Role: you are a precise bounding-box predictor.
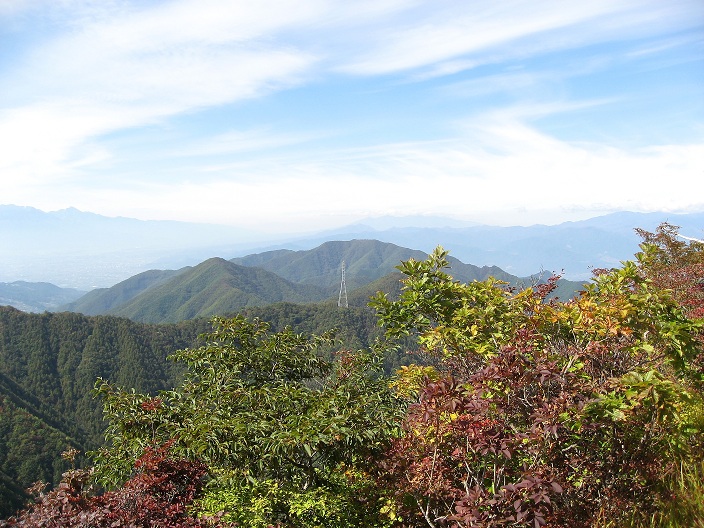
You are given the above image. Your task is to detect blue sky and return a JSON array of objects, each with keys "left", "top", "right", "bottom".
[{"left": 1, "top": 0, "right": 702, "bottom": 233}]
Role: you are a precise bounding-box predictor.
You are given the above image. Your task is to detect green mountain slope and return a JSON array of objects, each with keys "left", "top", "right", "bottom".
[
  {"left": 232, "top": 239, "right": 425, "bottom": 292},
  {"left": 232, "top": 239, "right": 521, "bottom": 290},
  {"left": 232, "top": 239, "right": 582, "bottom": 302},
  {"left": 61, "top": 240, "right": 582, "bottom": 325},
  {"left": 109, "top": 258, "right": 329, "bottom": 324},
  {"left": 344, "top": 272, "right": 405, "bottom": 307},
  {"left": 0, "top": 391, "right": 78, "bottom": 516},
  {"left": 63, "top": 268, "right": 187, "bottom": 315},
  {"left": 0, "top": 302, "right": 399, "bottom": 518},
  {"left": 0, "top": 306, "right": 215, "bottom": 517}
]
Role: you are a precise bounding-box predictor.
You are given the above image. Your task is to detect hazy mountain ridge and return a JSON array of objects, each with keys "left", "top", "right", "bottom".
[
  {"left": 3, "top": 205, "right": 702, "bottom": 289},
  {"left": 293, "top": 211, "right": 704, "bottom": 280},
  {"left": 103, "top": 258, "right": 330, "bottom": 324},
  {"left": 54, "top": 240, "right": 583, "bottom": 324},
  {"left": 0, "top": 205, "right": 259, "bottom": 289},
  {"left": 0, "top": 281, "right": 86, "bottom": 313}
]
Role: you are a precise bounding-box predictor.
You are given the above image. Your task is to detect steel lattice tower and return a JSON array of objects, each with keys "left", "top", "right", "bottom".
[{"left": 338, "top": 260, "right": 348, "bottom": 308}]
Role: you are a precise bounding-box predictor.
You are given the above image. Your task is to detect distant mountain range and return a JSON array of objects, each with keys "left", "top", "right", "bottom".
[
  {"left": 2, "top": 204, "right": 702, "bottom": 290},
  {"left": 313, "top": 211, "right": 704, "bottom": 280},
  {"left": 0, "top": 282, "right": 85, "bottom": 313},
  {"left": 0, "top": 205, "right": 257, "bottom": 289},
  {"left": 62, "top": 240, "right": 571, "bottom": 324}
]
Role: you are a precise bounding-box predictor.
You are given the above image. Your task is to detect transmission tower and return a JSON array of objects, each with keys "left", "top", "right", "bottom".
[{"left": 338, "top": 260, "right": 348, "bottom": 308}]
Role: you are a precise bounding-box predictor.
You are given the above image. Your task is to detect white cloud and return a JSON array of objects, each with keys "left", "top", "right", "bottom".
[
  {"left": 338, "top": 0, "right": 701, "bottom": 76},
  {"left": 0, "top": 0, "right": 322, "bottom": 185},
  {"left": 175, "top": 128, "right": 329, "bottom": 159},
  {"left": 60, "top": 109, "right": 700, "bottom": 231}
]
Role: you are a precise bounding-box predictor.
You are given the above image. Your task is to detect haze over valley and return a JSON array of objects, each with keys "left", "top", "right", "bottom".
[{"left": 3, "top": 205, "right": 703, "bottom": 294}]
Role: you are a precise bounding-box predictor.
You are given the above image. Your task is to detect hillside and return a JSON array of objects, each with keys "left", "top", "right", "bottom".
[
  {"left": 0, "top": 302, "right": 398, "bottom": 517},
  {"left": 60, "top": 240, "right": 583, "bottom": 324},
  {"left": 0, "top": 307, "right": 213, "bottom": 517},
  {"left": 63, "top": 268, "right": 187, "bottom": 315},
  {"left": 231, "top": 239, "right": 520, "bottom": 291},
  {"left": 231, "top": 240, "right": 430, "bottom": 292},
  {"left": 105, "top": 258, "right": 329, "bottom": 324}
]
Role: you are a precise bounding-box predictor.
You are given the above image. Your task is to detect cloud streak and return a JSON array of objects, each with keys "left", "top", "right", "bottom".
[{"left": 338, "top": 0, "right": 701, "bottom": 76}]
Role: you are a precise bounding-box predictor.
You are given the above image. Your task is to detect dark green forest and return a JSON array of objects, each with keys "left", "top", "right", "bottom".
[
  {"left": 0, "top": 308, "right": 200, "bottom": 515},
  {"left": 0, "top": 302, "right": 403, "bottom": 517}
]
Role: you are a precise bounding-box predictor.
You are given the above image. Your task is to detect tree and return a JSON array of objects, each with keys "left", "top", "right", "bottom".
[
  {"left": 371, "top": 238, "right": 704, "bottom": 527},
  {"left": 635, "top": 222, "right": 704, "bottom": 320},
  {"left": 0, "top": 444, "right": 213, "bottom": 527},
  {"left": 91, "top": 315, "right": 402, "bottom": 527}
]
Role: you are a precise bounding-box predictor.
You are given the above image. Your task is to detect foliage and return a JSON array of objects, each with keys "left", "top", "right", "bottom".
[
  {"left": 91, "top": 315, "right": 402, "bottom": 527},
  {"left": 0, "top": 393, "right": 77, "bottom": 517},
  {"left": 0, "top": 302, "right": 409, "bottom": 513},
  {"left": 635, "top": 222, "right": 704, "bottom": 320},
  {"left": 371, "top": 232, "right": 704, "bottom": 527},
  {"left": 0, "top": 444, "right": 214, "bottom": 527},
  {"left": 0, "top": 308, "right": 209, "bottom": 515}
]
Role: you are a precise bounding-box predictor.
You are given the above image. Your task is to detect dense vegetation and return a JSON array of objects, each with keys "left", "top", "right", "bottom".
[
  {"left": 0, "top": 310, "right": 208, "bottom": 516},
  {"left": 0, "top": 303, "right": 393, "bottom": 517},
  {"left": 2, "top": 224, "right": 702, "bottom": 526}
]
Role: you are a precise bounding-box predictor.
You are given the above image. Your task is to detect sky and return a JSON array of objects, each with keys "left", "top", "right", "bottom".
[{"left": 1, "top": 0, "right": 702, "bottom": 234}]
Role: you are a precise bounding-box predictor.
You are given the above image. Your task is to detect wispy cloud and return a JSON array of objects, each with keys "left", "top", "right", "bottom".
[
  {"left": 338, "top": 0, "right": 701, "bottom": 77},
  {"left": 1, "top": 0, "right": 322, "bottom": 182}
]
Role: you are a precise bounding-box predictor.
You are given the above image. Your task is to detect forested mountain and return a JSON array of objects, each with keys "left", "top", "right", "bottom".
[
  {"left": 96, "top": 258, "right": 329, "bottom": 324},
  {"left": 0, "top": 302, "right": 397, "bottom": 517},
  {"left": 231, "top": 239, "right": 517, "bottom": 291},
  {"left": 60, "top": 240, "right": 580, "bottom": 324},
  {"left": 63, "top": 268, "right": 188, "bottom": 315},
  {"left": 0, "top": 307, "right": 210, "bottom": 516}
]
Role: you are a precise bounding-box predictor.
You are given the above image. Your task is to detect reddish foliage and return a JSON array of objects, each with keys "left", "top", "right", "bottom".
[
  {"left": 636, "top": 223, "right": 704, "bottom": 320},
  {"left": 1, "top": 443, "right": 219, "bottom": 527},
  {"left": 378, "top": 330, "right": 596, "bottom": 527},
  {"left": 378, "top": 324, "right": 695, "bottom": 526},
  {"left": 636, "top": 223, "right": 704, "bottom": 379},
  {"left": 140, "top": 397, "right": 163, "bottom": 412}
]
